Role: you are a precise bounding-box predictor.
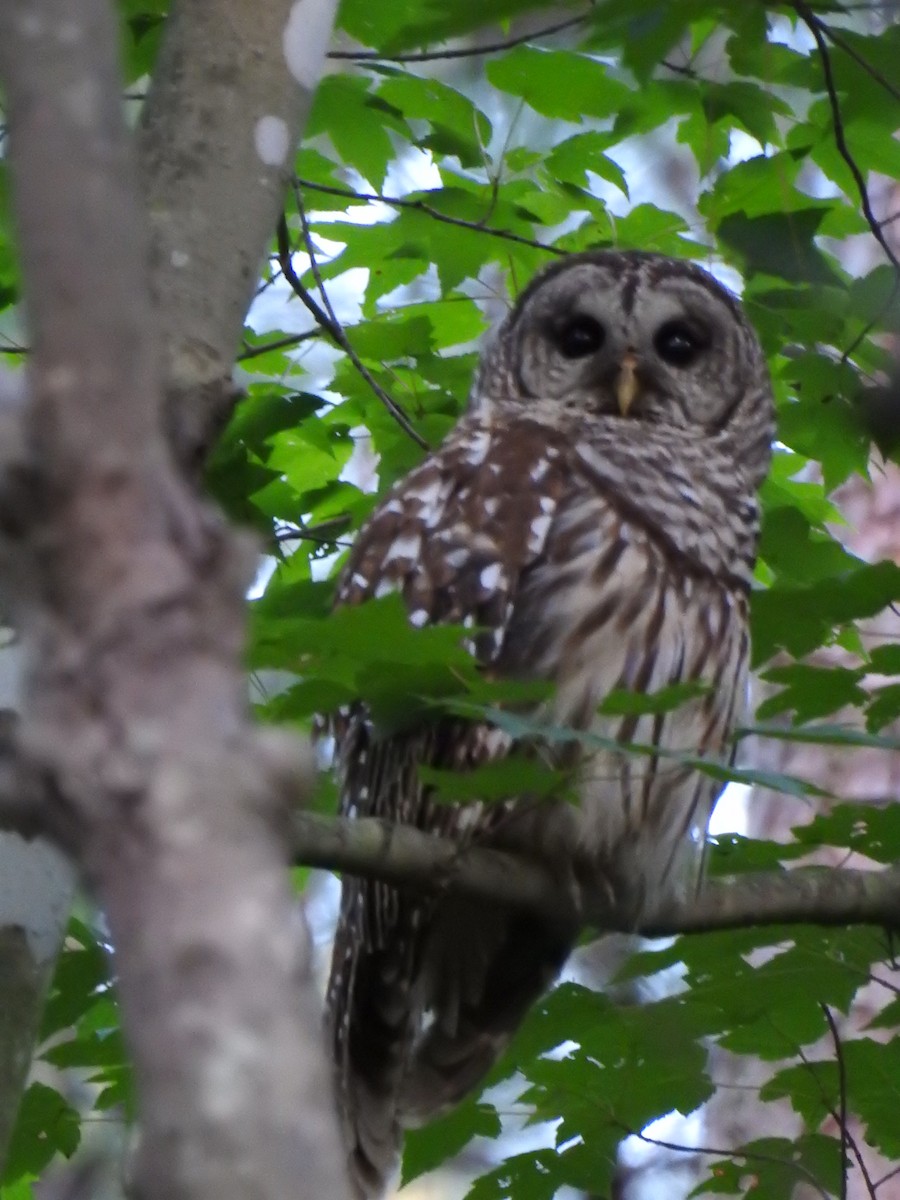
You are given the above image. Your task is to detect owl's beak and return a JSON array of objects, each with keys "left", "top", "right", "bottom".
[{"left": 616, "top": 351, "right": 639, "bottom": 416}]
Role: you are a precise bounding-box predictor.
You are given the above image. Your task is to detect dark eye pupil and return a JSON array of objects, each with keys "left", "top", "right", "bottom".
[
  {"left": 555, "top": 315, "right": 605, "bottom": 359},
  {"left": 654, "top": 320, "right": 707, "bottom": 367}
]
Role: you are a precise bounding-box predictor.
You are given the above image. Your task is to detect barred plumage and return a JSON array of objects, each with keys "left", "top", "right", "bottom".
[{"left": 325, "top": 250, "right": 774, "bottom": 1196}]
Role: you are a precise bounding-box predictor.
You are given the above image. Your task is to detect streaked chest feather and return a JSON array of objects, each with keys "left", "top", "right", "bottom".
[{"left": 495, "top": 516, "right": 749, "bottom": 899}]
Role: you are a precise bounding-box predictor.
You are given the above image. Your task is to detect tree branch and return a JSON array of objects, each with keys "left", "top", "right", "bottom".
[
  {"left": 139, "top": 0, "right": 340, "bottom": 470},
  {"left": 297, "top": 177, "right": 566, "bottom": 258},
  {"left": 794, "top": 1, "right": 900, "bottom": 274},
  {"left": 326, "top": 11, "right": 590, "bottom": 63},
  {"left": 292, "top": 812, "right": 900, "bottom": 935},
  {"left": 5, "top": 779, "right": 900, "bottom": 939},
  {"left": 821, "top": 1004, "right": 850, "bottom": 1200},
  {"left": 276, "top": 205, "right": 428, "bottom": 448}
]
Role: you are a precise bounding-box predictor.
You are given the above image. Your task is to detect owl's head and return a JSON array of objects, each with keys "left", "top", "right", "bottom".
[{"left": 472, "top": 250, "right": 774, "bottom": 486}]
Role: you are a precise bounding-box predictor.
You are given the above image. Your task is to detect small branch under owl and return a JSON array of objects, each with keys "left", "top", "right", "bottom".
[{"left": 293, "top": 810, "right": 900, "bottom": 935}]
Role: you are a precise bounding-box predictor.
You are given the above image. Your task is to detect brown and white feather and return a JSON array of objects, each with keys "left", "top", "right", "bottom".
[{"left": 324, "top": 250, "right": 774, "bottom": 1197}]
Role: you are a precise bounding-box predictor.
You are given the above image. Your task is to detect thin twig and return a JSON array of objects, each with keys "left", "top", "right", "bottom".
[
  {"left": 661, "top": 59, "right": 699, "bottom": 78},
  {"left": 295, "top": 186, "right": 430, "bottom": 449},
  {"left": 864, "top": 969, "right": 900, "bottom": 998},
  {"left": 793, "top": 1, "right": 900, "bottom": 364},
  {"left": 874, "top": 1161, "right": 900, "bottom": 1191},
  {"left": 274, "top": 528, "right": 353, "bottom": 548},
  {"left": 294, "top": 190, "right": 344, "bottom": 335},
  {"left": 794, "top": 2, "right": 899, "bottom": 272},
  {"left": 821, "top": 1004, "right": 849, "bottom": 1200},
  {"left": 296, "top": 177, "right": 565, "bottom": 258},
  {"left": 253, "top": 272, "right": 283, "bottom": 303},
  {"left": 275, "top": 213, "right": 428, "bottom": 449},
  {"left": 275, "top": 219, "right": 338, "bottom": 336},
  {"left": 238, "top": 330, "right": 322, "bottom": 361},
  {"left": 812, "top": 13, "right": 900, "bottom": 104},
  {"left": 619, "top": 1127, "right": 831, "bottom": 1200},
  {"left": 794, "top": 1025, "right": 878, "bottom": 1200},
  {"left": 326, "top": 12, "right": 590, "bottom": 63}
]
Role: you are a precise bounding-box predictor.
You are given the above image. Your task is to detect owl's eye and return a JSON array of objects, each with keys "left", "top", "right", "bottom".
[
  {"left": 654, "top": 320, "right": 709, "bottom": 367},
  {"left": 553, "top": 314, "right": 605, "bottom": 359}
]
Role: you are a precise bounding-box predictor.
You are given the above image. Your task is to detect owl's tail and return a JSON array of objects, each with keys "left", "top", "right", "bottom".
[
  {"left": 330, "top": 892, "right": 575, "bottom": 1198},
  {"left": 400, "top": 899, "right": 574, "bottom": 1120}
]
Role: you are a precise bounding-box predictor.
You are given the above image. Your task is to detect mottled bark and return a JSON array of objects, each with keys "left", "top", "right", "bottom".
[
  {"left": 139, "top": 0, "right": 337, "bottom": 469},
  {"left": 0, "top": 1, "right": 348, "bottom": 1198}
]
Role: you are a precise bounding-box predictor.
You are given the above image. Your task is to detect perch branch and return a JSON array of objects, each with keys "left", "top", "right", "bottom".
[{"left": 292, "top": 811, "right": 900, "bottom": 935}]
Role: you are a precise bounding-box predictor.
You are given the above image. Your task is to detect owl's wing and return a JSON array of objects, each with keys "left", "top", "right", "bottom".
[
  {"left": 328, "top": 415, "right": 586, "bottom": 1194},
  {"left": 335, "top": 414, "right": 572, "bottom": 656},
  {"left": 330, "top": 410, "right": 590, "bottom": 868}
]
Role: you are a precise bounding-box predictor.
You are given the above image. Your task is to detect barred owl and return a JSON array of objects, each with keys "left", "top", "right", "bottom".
[{"left": 325, "top": 250, "right": 774, "bottom": 1196}]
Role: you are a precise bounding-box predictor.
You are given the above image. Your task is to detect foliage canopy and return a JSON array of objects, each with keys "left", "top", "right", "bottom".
[{"left": 2, "top": 0, "right": 900, "bottom": 1197}]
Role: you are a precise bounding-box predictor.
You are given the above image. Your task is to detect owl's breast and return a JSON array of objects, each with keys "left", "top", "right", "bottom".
[{"left": 496, "top": 502, "right": 749, "bottom": 910}]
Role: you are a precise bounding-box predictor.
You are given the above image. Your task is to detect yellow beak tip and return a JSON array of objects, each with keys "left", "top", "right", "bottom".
[{"left": 616, "top": 361, "right": 639, "bottom": 416}]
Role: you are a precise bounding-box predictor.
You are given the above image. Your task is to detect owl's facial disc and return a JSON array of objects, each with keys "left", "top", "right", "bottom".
[{"left": 510, "top": 255, "right": 753, "bottom": 431}]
